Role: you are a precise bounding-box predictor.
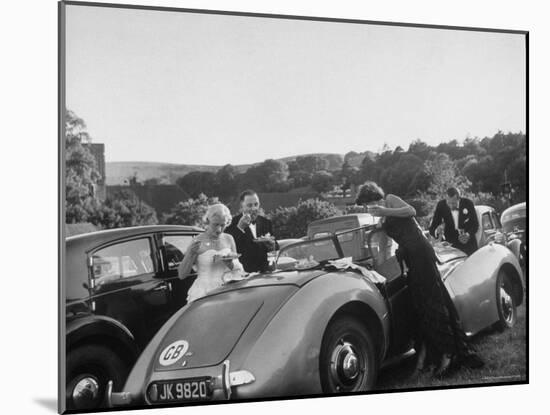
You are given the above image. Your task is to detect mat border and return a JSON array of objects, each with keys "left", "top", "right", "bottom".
[{"left": 58, "top": 1, "right": 529, "bottom": 413}]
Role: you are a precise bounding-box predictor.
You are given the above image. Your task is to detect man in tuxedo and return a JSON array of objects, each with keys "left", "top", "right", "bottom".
[
  {"left": 226, "top": 190, "right": 278, "bottom": 273},
  {"left": 429, "top": 187, "right": 479, "bottom": 255}
]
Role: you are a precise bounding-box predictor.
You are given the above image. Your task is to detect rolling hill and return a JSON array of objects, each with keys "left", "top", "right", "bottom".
[{"left": 106, "top": 153, "right": 352, "bottom": 185}]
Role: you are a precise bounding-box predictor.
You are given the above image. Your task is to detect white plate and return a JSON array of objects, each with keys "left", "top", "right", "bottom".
[{"left": 295, "top": 261, "right": 320, "bottom": 270}]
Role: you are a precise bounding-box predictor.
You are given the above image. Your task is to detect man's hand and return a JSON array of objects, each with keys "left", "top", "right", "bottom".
[
  {"left": 264, "top": 238, "right": 277, "bottom": 252},
  {"left": 237, "top": 213, "right": 252, "bottom": 232},
  {"left": 458, "top": 233, "right": 470, "bottom": 244},
  {"left": 434, "top": 225, "right": 444, "bottom": 240}
]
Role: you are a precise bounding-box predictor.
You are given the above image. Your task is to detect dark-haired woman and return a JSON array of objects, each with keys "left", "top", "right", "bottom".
[{"left": 356, "top": 181, "right": 482, "bottom": 377}]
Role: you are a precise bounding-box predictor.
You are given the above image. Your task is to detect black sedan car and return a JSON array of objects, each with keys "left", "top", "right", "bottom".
[{"left": 64, "top": 225, "right": 202, "bottom": 410}]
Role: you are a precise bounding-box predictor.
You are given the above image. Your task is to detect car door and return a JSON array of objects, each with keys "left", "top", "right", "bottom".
[
  {"left": 366, "top": 229, "right": 412, "bottom": 356},
  {"left": 156, "top": 232, "right": 200, "bottom": 312},
  {"left": 89, "top": 236, "right": 173, "bottom": 347}
]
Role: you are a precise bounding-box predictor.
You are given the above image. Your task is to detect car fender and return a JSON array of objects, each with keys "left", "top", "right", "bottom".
[
  {"left": 66, "top": 315, "right": 139, "bottom": 362},
  {"left": 444, "top": 244, "right": 523, "bottom": 335},
  {"left": 234, "top": 271, "right": 390, "bottom": 398}
]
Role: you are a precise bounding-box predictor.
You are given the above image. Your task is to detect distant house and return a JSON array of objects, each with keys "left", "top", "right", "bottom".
[{"left": 107, "top": 184, "right": 191, "bottom": 217}]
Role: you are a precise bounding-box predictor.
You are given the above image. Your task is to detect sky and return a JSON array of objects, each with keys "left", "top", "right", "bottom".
[{"left": 65, "top": 4, "right": 526, "bottom": 165}]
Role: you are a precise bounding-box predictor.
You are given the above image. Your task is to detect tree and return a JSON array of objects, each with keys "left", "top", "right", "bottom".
[
  {"left": 241, "top": 159, "right": 290, "bottom": 192},
  {"left": 269, "top": 199, "right": 340, "bottom": 238},
  {"left": 424, "top": 153, "right": 471, "bottom": 196},
  {"left": 378, "top": 153, "right": 426, "bottom": 197},
  {"left": 344, "top": 151, "right": 359, "bottom": 163},
  {"left": 215, "top": 164, "right": 238, "bottom": 200},
  {"left": 164, "top": 194, "right": 219, "bottom": 227},
  {"left": 358, "top": 152, "right": 379, "bottom": 183},
  {"left": 407, "top": 139, "right": 432, "bottom": 161},
  {"left": 416, "top": 153, "right": 472, "bottom": 217},
  {"left": 65, "top": 109, "right": 102, "bottom": 224},
  {"left": 89, "top": 190, "right": 158, "bottom": 229},
  {"left": 287, "top": 170, "right": 312, "bottom": 188},
  {"left": 311, "top": 171, "right": 335, "bottom": 193},
  {"left": 339, "top": 160, "right": 362, "bottom": 187},
  {"left": 176, "top": 171, "right": 218, "bottom": 198}
]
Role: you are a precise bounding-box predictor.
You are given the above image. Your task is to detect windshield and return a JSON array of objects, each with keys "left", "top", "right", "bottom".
[
  {"left": 276, "top": 236, "right": 343, "bottom": 270},
  {"left": 275, "top": 225, "right": 382, "bottom": 270}
]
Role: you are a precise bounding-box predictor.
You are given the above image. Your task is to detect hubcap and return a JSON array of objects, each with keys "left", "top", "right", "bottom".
[
  {"left": 71, "top": 376, "right": 100, "bottom": 409},
  {"left": 500, "top": 286, "right": 514, "bottom": 323},
  {"left": 330, "top": 341, "right": 363, "bottom": 389}
]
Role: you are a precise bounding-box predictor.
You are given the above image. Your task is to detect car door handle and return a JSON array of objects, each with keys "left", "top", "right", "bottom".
[{"left": 153, "top": 284, "right": 169, "bottom": 292}]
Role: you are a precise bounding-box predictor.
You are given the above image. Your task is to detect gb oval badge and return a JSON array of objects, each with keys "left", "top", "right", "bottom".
[{"left": 158, "top": 340, "right": 189, "bottom": 366}]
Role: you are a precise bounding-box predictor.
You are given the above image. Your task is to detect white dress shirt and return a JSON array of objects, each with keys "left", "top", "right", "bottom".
[
  {"left": 249, "top": 223, "right": 257, "bottom": 239},
  {"left": 451, "top": 209, "right": 459, "bottom": 230}
]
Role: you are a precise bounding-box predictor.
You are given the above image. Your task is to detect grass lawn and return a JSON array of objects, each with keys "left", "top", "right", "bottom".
[{"left": 375, "top": 302, "right": 527, "bottom": 391}]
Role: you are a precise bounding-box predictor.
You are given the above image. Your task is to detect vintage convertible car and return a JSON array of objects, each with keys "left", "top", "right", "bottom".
[{"left": 108, "top": 224, "right": 523, "bottom": 408}]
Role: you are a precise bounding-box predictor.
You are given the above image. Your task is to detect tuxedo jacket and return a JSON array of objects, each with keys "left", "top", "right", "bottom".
[
  {"left": 226, "top": 214, "right": 277, "bottom": 273},
  {"left": 429, "top": 198, "right": 479, "bottom": 255}
]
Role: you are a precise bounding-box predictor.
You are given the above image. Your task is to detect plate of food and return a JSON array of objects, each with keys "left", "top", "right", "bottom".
[
  {"left": 223, "top": 271, "right": 249, "bottom": 283},
  {"left": 254, "top": 233, "right": 275, "bottom": 242},
  {"left": 214, "top": 252, "right": 242, "bottom": 262},
  {"left": 294, "top": 256, "right": 320, "bottom": 270},
  {"left": 221, "top": 252, "right": 241, "bottom": 260}
]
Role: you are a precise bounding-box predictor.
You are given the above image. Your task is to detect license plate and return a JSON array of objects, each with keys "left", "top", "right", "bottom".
[{"left": 147, "top": 378, "right": 212, "bottom": 403}]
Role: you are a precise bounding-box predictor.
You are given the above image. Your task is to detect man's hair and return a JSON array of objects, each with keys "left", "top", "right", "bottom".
[
  {"left": 355, "top": 181, "right": 385, "bottom": 205},
  {"left": 239, "top": 189, "right": 258, "bottom": 202},
  {"left": 446, "top": 187, "right": 460, "bottom": 198}
]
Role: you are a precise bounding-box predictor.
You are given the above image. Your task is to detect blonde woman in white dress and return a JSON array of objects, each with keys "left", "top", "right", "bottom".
[{"left": 178, "top": 204, "right": 244, "bottom": 302}]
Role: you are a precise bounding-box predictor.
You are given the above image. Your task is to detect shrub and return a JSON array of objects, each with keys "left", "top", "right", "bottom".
[
  {"left": 163, "top": 193, "right": 219, "bottom": 227},
  {"left": 269, "top": 199, "right": 340, "bottom": 238}
]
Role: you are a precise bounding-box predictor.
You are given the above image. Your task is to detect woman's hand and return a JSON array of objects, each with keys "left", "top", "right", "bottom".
[
  {"left": 178, "top": 239, "right": 202, "bottom": 280},
  {"left": 366, "top": 205, "right": 387, "bottom": 217},
  {"left": 188, "top": 239, "right": 202, "bottom": 256}
]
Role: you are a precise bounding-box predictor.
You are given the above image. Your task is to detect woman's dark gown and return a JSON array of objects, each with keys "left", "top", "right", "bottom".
[{"left": 383, "top": 215, "right": 473, "bottom": 363}]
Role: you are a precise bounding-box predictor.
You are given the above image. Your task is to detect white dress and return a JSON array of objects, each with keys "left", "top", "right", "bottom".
[{"left": 187, "top": 248, "right": 244, "bottom": 303}]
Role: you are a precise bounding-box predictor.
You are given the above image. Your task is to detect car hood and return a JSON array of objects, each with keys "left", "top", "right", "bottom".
[
  {"left": 150, "top": 272, "right": 327, "bottom": 372},
  {"left": 220, "top": 269, "right": 328, "bottom": 290}
]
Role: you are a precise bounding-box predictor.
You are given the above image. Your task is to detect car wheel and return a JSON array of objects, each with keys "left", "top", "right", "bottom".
[
  {"left": 319, "top": 315, "right": 377, "bottom": 393},
  {"left": 66, "top": 345, "right": 128, "bottom": 410},
  {"left": 495, "top": 270, "right": 517, "bottom": 330}
]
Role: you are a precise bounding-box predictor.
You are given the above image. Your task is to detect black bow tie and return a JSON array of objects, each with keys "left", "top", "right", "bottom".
[
  {"left": 250, "top": 219, "right": 257, "bottom": 225},
  {"left": 451, "top": 208, "right": 459, "bottom": 212}
]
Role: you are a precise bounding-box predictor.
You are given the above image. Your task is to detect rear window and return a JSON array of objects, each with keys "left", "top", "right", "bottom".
[
  {"left": 163, "top": 234, "right": 194, "bottom": 270},
  {"left": 481, "top": 212, "right": 494, "bottom": 230},
  {"left": 313, "top": 232, "right": 331, "bottom": 239},
  {"left": 92, "top": 238, "right": 154, "bottom": 286},
  {"left": 491, "top": 212, "right": 502, "bottom": 228}
]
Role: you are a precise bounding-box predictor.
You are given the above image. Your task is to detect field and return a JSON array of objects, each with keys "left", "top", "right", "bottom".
[{"left": 375, "top": 302, "right": 527, "bottom": 391}]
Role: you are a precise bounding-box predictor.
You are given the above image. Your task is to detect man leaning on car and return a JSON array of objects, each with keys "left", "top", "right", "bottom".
[{"left": 429, "top": 187, "right": 479, "bottom": 255}]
